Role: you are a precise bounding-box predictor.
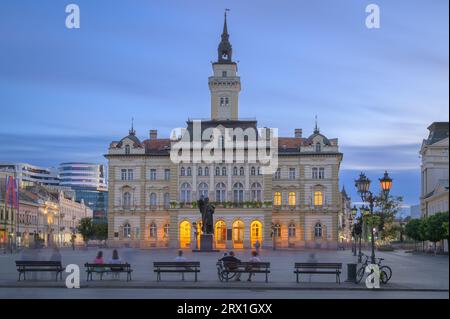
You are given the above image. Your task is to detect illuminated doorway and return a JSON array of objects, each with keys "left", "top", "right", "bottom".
[
  {"left": 195, "top": 220, "right": 202, "bottom": 249},
  {"left": 250, "top": 221, "right": 262, "bottom": 248},
  {"left": 232, "top": 220, "right": 244, "bottom": 249},
  {"left": 179, "top": 221, "right": 191, "bottom": 248},
  {"left": 215, "top": 220, "right": 227, "bottom": 249}
]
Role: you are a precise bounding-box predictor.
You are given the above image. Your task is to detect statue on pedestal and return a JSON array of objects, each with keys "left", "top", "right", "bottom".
[{"left": 197, "top": 196, "right": 215, "bottom": 234}]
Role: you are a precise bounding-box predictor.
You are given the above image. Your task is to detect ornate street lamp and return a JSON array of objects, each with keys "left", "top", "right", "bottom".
[{"left": 354, "top": 171, "right": 393, "bottom": 264}]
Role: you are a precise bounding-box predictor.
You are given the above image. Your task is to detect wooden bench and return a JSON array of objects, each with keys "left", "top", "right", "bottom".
[
  {"left": 84, "top": 263, "right": 133, "bottom": 281},
  {"left": 153, "top": 262, "right": 200, "bottom": 282},
  {"left": 217, "top": 261, "right": 271, "bottom": 283},
  {"left": 15, "top": 260, "right": 65, "bottom": 281},
  {"left": 294, "top": 263, "right": 342, "bottom": 284}
]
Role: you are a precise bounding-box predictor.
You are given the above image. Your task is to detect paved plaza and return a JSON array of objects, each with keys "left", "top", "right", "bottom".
[{"left": 0, "top": 247, "right": 448, "bottom": 298}]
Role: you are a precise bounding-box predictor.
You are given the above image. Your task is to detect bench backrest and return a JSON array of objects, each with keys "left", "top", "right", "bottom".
[
  {"left": 16, "top": 260, "right": 62, "bottom": 268},
  {"left": 153, "top": 262, "right": 200, "bottom": 268},
  {"left": 295, "top": 263, "right": 342, "bottom": 269},
  {"left": 221, "top": 261, "right": 270, "bottom": 269},
  {"left": 85, "top": 263, "right": 130, "bottom": 269}
]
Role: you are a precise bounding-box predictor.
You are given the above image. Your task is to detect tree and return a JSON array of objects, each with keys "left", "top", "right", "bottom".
[
  {"left": 372, "top": 194, "right": 403, "bottom": 244},
  {"left": 92, "top": 222, "right": 108, "bottom": 240},
  {"left": 405, "top": 218, "right": 423, "bottom": 250},
  {"left": 77, "top": 217, "right": 94, "bottom": 244},
  {"left": 424, "top": 212, "right": 449, "bottom": 254}
]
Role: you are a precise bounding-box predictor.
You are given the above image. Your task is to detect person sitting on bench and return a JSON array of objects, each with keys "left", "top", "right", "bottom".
[
  {"left": 247, "top": 251, "right": 261, "bottom": 282},
  {"left": 220, "top": 251, "right": 241, "bottom": 281}
]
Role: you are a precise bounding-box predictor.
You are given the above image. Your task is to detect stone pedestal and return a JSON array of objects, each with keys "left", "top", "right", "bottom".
[{"left": 192, "top": 234, "right": 219, "bottom": 252}]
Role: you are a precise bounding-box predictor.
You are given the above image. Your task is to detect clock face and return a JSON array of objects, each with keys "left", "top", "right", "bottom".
[{"left": 222, "top": 53, "right": 228, "bottom": 59}]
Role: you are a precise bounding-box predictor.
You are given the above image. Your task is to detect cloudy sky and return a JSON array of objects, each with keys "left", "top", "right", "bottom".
[{"left": 0, "top": 0, "right": 448, "bottom": 210}]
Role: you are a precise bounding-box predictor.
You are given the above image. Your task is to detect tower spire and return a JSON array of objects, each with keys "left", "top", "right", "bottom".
[
  {"left": 218, "top": 9, "right": 233, "bottom": 64},
  {"left": 129, "top": 117, "right": 136, "bottom": 135},
  {"left": 314, "top": 115, "right": 320, "bottom": 134}
]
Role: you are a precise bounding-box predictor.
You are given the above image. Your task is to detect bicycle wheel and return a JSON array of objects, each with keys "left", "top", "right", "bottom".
[
  {"left": 379, "top": 270, "right": 389, "bottom": 284},
  {"left": 356, "top": 266, "right": 366, "bottom": 284},
  {"left": 379, "top": 266, "right": 392, "bottom": 282}
]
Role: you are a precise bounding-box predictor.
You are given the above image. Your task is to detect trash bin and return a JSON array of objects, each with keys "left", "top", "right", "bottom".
[{"left": 346, "top": 263, "right": 357, "bottom": 283}]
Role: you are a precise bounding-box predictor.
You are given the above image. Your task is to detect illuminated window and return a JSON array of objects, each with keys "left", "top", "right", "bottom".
[
  {"left": 314, "top": 191, "right": 323, "bottom": 206},
  {"left": 274, "top": 192, "right": 282, "bottom": 206},
  {"left": 288, "top": 192, "right": 296, "bottom": 206}
]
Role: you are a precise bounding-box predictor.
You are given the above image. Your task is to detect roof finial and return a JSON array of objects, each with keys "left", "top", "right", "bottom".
[
  {"left": 314, "top": 115, "right": 319, "bottom": 134},
  {"left": 218, "top": 9, "right": 232, "bottom": 63},
  {"left": 223, "top": 9, "right": 230, "bottom": 36},
  {"left": 129, "top": 117, "right": 136, "bottom": 135}
]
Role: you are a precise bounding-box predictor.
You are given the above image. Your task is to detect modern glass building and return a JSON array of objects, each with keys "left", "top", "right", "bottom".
[{"left": 59, "top": 163, "right": 108, "bottom": 222}]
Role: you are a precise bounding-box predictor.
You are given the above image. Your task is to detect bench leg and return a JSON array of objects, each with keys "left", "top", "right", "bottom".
[
  {"left": 265, "top": 271, "right": 268, "bottom": 283},
  {"left": 296, "top": 272, "right": 299, "bottom": 284},
  {"left": 195, "top": 271, "right": 197, "bottom": 282},
  {"left": 182, "top": 272, "right": 185, "bottom": 281}
]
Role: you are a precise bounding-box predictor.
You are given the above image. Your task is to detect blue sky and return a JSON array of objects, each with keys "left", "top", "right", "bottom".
[{"left": 0, "top": 0, "right": 448, "bottom": 210}]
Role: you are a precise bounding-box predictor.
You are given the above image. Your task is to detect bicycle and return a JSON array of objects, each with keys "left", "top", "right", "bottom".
[{"left": 356, "top": 254, "right": 392, "bottom": 284}]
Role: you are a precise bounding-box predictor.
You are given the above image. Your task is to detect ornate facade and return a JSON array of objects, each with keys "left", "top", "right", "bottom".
[{"left": 106, "top": 15, "right": 343, "bottom": 250}]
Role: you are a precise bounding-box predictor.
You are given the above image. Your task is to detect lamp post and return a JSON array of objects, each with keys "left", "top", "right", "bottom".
[
  {"left": 354, "top": 171, "right": 392, "bottom": 264},
  {"left": 350, "top": 205, "right": 357, "bottom": 255}
]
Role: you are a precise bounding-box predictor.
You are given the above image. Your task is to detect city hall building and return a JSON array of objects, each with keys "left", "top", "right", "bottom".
[{"left": 106, "top": 15, "right": 343, "bottom": 250}]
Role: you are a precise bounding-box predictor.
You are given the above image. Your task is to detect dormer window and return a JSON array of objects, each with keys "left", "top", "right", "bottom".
[
  {"left": 315, "top": 142, "right": 321, "bottom": 153},
  {"left": 125, "top": 145, "right": 130, "bottom": 155}
]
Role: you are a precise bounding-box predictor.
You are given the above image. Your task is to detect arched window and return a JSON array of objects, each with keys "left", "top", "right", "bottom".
[
  {"left": 215, "top": 167, "right": 220, "bottom": 176},
  {"left": 314, "top": 191, "right": 323, "bottom": 207},
  {"left": 222, "top": 167, "right": 227, "bottom": 176},
  {"left": 163, "top": 223, "right": 170, "bottom": 239},
  {"left": 257, "top": 167, "right": 261, "bottom": 175},
  {"left": 315, "top": 142, "right": 321, "bottom": 153},
  {"left": 186, "top": 167, "right": 192, "bottom": 176},
  {"left": 239, "top": 167, "right": 244, "bottom": 176},
  {"left": 180, "top": 183, "right": 191, "bottom": 203},
  {"left": 233, "top": 182, "right": 244, "bottom": 203},
  {"left": 123, "top": 223, "right": 131, "bottom": 238},
  {"left": 233, "top": 167, "right": 238, "bottom": 176},
  {"left": 251, "top": 167, "right": 256, "bottom": 176},
  {"left": 198, "top": 167, "right": 203, "bottom": 176},
  {"left": 149, "top": 222, "right": 157, "bottom": 238},
  {"left": 288, "top": 223, "right": 296, "bottom": 237},
  {"left": 251, "top": 182, "right": 262, "bottom": 202},
  {"left": 125, "top": 145, "right": 130, "bottom": 155},
  {"left": 198, "top": 182, "right": 209, "bottom": 199},
  {"left": 314, "top": 223, "right": 323, "bottom": 238},
  {"left": 150, "top": 193, "right": 157, "bottom": 206},
  {"left": 123, "top": 192, "right": 131, "bottom": 209},
  {"left": 288, "top": 192, "right": 296, "bottom": 206},
  {"left": 216, "top": 182, "right": 226, "bottom": 202},
  {"left": 204, "top": 167, "right": 209, "bottom": 176},
  {"left": 163, "top": 193, "right": 170, "bottom": 208},
  {"left": 273, "top": 223, "right": 281, "bottom": 238},
  {"left": 273, "top": 192, "right": 282, "bottom": 206},
  {"left": 180, "top": 167, "right": 185, "bottom": 176}
]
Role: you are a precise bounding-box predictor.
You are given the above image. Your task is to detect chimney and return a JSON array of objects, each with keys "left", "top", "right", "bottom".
[
  {"left": 295, "top": 128, "right": 302, "bottom": 138},
  {"left": 149, "top": 130, "right": 158, "bottom": 140}
]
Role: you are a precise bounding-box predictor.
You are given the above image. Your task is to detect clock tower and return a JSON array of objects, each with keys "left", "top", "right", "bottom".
[{"left": 208, "top": 11, "right": 241, "bottom": 121}]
